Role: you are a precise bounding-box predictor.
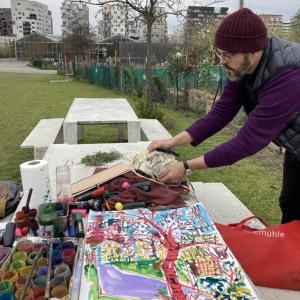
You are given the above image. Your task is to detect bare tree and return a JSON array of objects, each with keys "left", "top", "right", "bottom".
[
  {"left": 62, "top": 24, "right": 95, "bottom": 62},
  {"left": 71, "top": 0, "right": 186, "bottom": 106}
]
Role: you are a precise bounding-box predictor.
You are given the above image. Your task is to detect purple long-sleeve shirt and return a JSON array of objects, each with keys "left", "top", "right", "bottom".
[{"left": 186, "top": 69, "right": 300, "bottom": 168}]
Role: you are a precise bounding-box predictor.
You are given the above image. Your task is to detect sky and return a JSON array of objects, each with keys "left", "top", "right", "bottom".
[{"left": 1, "top": 0, "right": 299, "bottom": 35}]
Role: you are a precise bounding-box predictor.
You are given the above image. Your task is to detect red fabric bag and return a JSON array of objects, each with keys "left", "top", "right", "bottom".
[{"left": 215, "top": 217, "right": 300, "bottom": 290}]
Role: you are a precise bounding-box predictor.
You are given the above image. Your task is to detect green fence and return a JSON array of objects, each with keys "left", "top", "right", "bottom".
[
  {"left": 74, "top": 63, "right": 227, "bottom": 111},
  {"left": 75, "top": 64, "right": 226, "bottom": 88}
]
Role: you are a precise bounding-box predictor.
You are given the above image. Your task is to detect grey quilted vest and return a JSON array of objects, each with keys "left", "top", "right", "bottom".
[{"left": 240, "top": 37, "right": 300, "bottom": 159}]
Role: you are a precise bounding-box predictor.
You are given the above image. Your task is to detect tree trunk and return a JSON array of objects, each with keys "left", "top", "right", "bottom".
[{"left": 146, "top": 20, "right": 153, "bottom": 107}]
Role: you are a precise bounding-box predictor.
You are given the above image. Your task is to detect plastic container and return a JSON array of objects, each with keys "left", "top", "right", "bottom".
[
  {"left": 38, "top": 204, "right": 58, "bottom": 238},
  {"left": 56, "top": 163, "right": 73, "bottom": 203}
]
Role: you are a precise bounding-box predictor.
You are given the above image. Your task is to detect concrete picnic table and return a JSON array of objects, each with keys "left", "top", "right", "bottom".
[{"left": 63, "top": 98, "right": 141, "bottom": 144}]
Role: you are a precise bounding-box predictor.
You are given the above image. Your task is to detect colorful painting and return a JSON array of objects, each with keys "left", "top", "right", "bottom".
[{"left": 80, "top": 203, "right": 258, "bottom": 300}]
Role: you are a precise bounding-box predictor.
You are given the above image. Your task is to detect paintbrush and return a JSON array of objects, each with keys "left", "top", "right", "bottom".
[
  {"left": 44, "top": 241, "right": 53, "bottom": 300},
  {"left": 20, "top": 247, "right": 46, "bottom": 300},
  {"left": 22, "top": 188, "right": 33, "bottom": 214}
]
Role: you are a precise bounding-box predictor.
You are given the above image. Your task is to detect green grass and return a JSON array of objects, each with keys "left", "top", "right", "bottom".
[{"left": 0, "top": 72, "right": 283, "bottom": 224}]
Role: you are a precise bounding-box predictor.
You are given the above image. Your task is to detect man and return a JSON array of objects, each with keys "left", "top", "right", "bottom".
[{"left": 148, "top": 8, "right": 300, "bottom": 224}]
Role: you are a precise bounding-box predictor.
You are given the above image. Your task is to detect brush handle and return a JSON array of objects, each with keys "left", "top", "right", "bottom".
[{"left": 26, "top": 188, "right": 33, "bottom": 208}]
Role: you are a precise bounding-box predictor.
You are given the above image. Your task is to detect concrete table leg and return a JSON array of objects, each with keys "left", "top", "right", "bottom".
[
  {"left": 117, "top": 123, "right": 127, "bottom": 142},
  {"left": 127, "top": 120, "right": 141, "bottom": 142},
  {"left": 63, "top": 122, "right": 78, "bottom": 144},
  {"left": 78, "top": 124, "right": 85, "bottom": 140}
]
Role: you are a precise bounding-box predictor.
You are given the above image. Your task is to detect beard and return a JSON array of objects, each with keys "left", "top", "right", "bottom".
[{"left": 224, "top": 55, "right": 252, "bottom": 81}]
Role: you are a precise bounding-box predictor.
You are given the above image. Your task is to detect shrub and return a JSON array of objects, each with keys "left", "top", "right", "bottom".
[{"left": 135, "top": 97, "right": 164, "bottom": 122}]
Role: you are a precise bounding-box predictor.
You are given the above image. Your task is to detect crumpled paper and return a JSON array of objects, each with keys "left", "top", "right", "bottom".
[{"left": 131, "top": 150, "right": 177, "bottom": 180}]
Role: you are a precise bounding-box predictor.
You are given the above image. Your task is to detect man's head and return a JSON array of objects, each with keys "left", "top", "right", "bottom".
[{"left": 215, "top": 8, "right": 267, "bottom": 81}]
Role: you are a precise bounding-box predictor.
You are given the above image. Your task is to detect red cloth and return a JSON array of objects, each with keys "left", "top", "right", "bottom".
[
  {"left": 216, "top": 217, "right": 300, "bottom": 290},
  {"left": 94, "top": 168, "right": 188, "bottom": 209}
]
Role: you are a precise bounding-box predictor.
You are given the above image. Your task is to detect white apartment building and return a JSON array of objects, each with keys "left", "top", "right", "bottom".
[
  {"left": 146, "top": 7, "right": 167, "bottom": 43},
  {"left": 102, "top": 4, "right": 128, "bottom": 38},
  {"left": 100, "top": 5, "right": 167, "bottom": 43},
  {"left": 61, "top": 0, "right": 89, "bottom": 38},
  {"left": 11, "top": 0, "right": 52, "bottom": 39}
]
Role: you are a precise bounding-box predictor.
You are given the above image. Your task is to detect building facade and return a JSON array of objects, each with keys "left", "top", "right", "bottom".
[
  {"left": 61, "top": 0, "right": 89, "bottom": 38},
  {"left": 187, "top": 6, "right": 228, "bottom": 23},
  {"left": 100, "top": 5, "right": 167, "bottom": 43},
  {"left": 0, "top": 8, "right": 13, "bottom": 36},
  {"left": 282, "top": 22, "right": 291, "bottom": 39},
  {"left": 101, "top": 4, "right": 128, "bottom": 38},
  {"left": 11, "top": 0, "right": 52, "bottom": 39},
  {"left": 259, "top": 14, "right": 283, "bottom": 36},
  {"left": 145, "top": 7, "right": 168, "bottom": 43}
]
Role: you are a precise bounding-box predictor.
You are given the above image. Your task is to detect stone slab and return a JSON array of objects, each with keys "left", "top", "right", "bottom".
[
  {"left": 63, "top": 98, "right": 141, "bottom": 144},
  {"left": 21, "top": 118, "right": 64, "bottom": 148},
  {"left": 140, "top": 118, "right": 172, "bottom": 141}
]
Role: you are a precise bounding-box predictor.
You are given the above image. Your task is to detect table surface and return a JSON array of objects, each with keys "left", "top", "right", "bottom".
[{"left": 64, "top": 98, "right": 139, "bottom": 123}]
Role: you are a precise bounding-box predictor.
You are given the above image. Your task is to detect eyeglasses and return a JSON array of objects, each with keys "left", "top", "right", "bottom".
[{"left": 214, "top": 49, "right": 234, "bottom": 63}]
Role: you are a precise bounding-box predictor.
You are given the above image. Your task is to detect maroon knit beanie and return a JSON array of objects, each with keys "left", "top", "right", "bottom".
[{"left": 215, "top": 8, "right": 267, "bottom": 53}]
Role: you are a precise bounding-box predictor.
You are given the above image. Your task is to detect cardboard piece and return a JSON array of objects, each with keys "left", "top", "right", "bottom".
[{"left": 71, "top": 163, "right": 130, "bottom": 196}]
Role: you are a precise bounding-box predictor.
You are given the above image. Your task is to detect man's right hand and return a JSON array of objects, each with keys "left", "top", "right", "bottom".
[{"left": 147, "top": 138, "right": 174, "bottom": 152}]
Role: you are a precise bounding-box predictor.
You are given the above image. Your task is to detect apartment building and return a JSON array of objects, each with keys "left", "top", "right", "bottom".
[
  {"left": 282, "top": 22, "right": 291, "bottom": 39},
  {"left": 259, "top": 14, "right": 283, "bottom": 35},
  {"left": 61, "top": 0, "right": 89, "bottom": 38},
  {"left": 100, "top": 5, "right": 167, "bottom": 43},
  {"left": 0, "top": 8, "right": 13, "bottom": 36},
  {"left": 11, "top": 0, "right": 52, "bottom": 39},
  {"left": 187, "top": 6, "right": 228, "bottom": 23}
]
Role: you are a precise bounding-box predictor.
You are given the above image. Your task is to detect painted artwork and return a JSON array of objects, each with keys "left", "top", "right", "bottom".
[{"left": 80, "top": 203, "right": 258, "bottom": 300}]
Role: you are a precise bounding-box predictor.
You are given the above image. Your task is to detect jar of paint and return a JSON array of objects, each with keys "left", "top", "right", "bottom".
[
  {"left": 17, "top": 240, "right": 33, "bottom": 253},
  {"left": 51, "top": 285, "right": 68, "bottom": 298},
  {"left": 38, "top": 204, "right": 58, "bottom": 238},
  {"left": 32, "top": 276, "right": 47, "bottom": 290},
  {"left": 19, "top": 266, "right": 33, "bottom": 277},
  {"left": 54, "top": 263, "right": 71, "bottom": 281},
  {"left": 50, "top": 276, "right": 67, "bottom": 289},
  {"left": 1, "top": 270, "right": 18, "bottom": 285},
  {"left": 0, "top": 280, "right": 14, "bottom": 297},
  {"left": 15, "top": 287, "right": 33, "bottom": 300},
  {"left": 9, "top": 260, "right": 26, "bottom": 273},
  {"left": 12, "top": 251, "right": 27, "bottom": 262},
  {"left": 15, "top": 276, "right": 30, "bottom": 290},
  {"left": 62, "top": 248, "right": 75, "bottom": 267}
]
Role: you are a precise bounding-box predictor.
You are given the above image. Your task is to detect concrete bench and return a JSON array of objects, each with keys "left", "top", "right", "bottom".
[
  {"left": 140, "top": 119, "right": 172, "bottom": 141},
  {"left": 21, "top": 118, "right": 64, "bottom": 159},
  {"left": 191, "top": 182, "right": 300, "bottom": 300}
]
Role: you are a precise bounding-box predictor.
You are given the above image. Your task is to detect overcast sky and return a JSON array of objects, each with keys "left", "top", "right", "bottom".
[{"left": 1, "top": 0, "right": 299, "bottom": 35}]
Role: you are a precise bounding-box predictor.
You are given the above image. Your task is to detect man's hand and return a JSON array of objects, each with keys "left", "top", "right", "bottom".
[
  {"left": 147, "top": 138, "right": 174, "bottom": 152},
  {"left": 159, "top": 161, "right": 185, "bottom": 184}
]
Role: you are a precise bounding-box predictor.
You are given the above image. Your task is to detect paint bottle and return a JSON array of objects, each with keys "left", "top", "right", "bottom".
[
  {"left": 74, "top": 213, "right": 84, "bottom": 238},
  {"left": 38, "top": 204, "right": 58, "bottom": 238}
]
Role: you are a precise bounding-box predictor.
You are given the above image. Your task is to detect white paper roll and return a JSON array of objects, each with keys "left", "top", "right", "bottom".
[{"left": 20, "top": 160, "right": 51, "bottom": 209}]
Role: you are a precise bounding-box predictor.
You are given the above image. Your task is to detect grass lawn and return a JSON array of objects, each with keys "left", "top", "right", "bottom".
[{"left": 0, "top": 72, "right": 283, "bottom": 224}]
